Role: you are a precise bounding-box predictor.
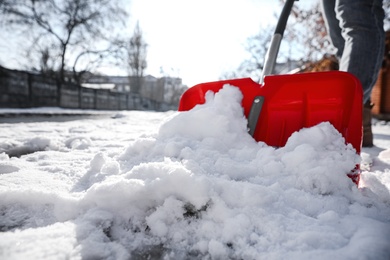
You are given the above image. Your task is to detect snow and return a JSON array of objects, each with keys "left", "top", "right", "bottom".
[{"left": 0, "top": 85, "right": 390, "bottom": 259}]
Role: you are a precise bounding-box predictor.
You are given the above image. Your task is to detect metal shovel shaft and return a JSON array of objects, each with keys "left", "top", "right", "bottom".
[{"left": 260, "top": 0, "right": 298, "bottom": 84}]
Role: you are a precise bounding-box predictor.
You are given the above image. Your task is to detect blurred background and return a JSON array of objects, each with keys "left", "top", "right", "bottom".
[{"left": 1, "top": 0, "right": 390, "bottom": 113}]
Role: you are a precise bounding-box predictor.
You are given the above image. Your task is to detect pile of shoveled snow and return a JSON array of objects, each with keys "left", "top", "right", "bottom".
[{"left": 0, "top": 85, "right": 389, "bottom": 259}]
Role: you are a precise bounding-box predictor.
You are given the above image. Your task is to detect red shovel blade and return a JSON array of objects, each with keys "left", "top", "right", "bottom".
[{"left": 179, "top": 71, "right": 363, "bottom": 154}]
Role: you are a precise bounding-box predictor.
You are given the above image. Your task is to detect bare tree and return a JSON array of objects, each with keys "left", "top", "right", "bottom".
[
  {"left": 127, "top": 22, "right": 148, "bottom": 94},
  {"left": 71, "top": 41, "right": 125, "bottom": 84},
  {"left": 225, "top": 0, "right": 390, "bottom": 80},
  {"left": 165, "top": 82, "right": 187, "bottom": 106},
  {"left": 0, "top": 0, "right": 128, "bottom": 82},
  {"left": 38, "top": 47, "right": 54, "bottom": 76},
  {"left": 243, "top": 25, "right": 274, "bottom": 81},
  {"left": 218, "top": 25, "right": 273, "bottom": 82},
  {"left": 230, "top": 1, "right": 331, "bottom": 80},
  {"left": 286, "top": 1, "right": 332, "bottom": 62}
]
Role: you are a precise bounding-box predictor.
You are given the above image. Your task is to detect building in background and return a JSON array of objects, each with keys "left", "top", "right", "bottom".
[{"left": 83, "top": 74, "right": 187, "bottom": 106}]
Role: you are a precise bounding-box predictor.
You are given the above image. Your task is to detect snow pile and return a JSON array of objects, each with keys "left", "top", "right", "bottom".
[{"left": 0, "top": 85, "right": 390, "bottom": 259}]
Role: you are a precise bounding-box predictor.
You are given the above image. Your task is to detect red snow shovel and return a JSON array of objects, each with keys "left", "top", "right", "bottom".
[{"left": 178, "top": 0, "right": 363, "bottom": 184}]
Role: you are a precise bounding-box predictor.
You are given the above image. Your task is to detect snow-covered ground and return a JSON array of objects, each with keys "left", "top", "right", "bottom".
[{"left": 0, "top": 86, "right": 389, "bottom": 259}]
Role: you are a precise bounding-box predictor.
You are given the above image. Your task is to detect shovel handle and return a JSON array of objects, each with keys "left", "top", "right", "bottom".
[{"left": 260, "top": 0, "right": 298, "bottom": 84}]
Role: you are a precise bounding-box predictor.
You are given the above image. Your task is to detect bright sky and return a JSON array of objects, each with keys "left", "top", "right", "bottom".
[
  {"left": 125, "top": 0, "right": 283, "bottom": 86},
  {"left": 0, "top": 0, "right": 312, "bottom": 87}
]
